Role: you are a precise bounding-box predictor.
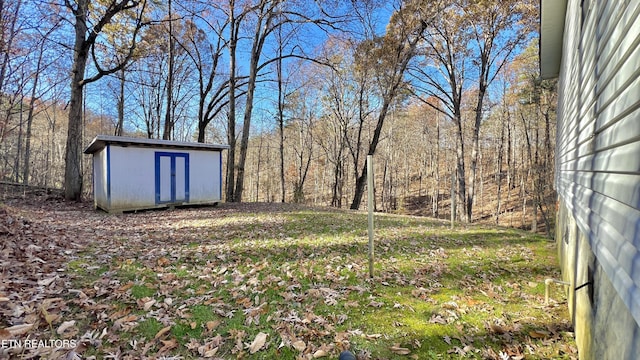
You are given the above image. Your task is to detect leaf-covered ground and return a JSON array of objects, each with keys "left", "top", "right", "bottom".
[{"left": 0, "top": 193, "right": 576, "bottom": 359}]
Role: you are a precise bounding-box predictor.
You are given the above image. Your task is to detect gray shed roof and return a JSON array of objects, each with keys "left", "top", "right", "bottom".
[
  {"left": 539, "top": 0, "right": 568, "bottom": 79},
  {"left": 84, "top": 135, "right": 229, "bottom": 154}
]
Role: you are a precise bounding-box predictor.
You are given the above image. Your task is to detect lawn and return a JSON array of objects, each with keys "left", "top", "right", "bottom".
[{"left": 0, "top": 199, "right": 576, "bottom": 359}]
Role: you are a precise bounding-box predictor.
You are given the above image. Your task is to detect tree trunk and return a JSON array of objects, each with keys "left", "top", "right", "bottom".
[
  {"left": 382, "top": 158, "right": 388, "bottom": 211},
  {"left": 15, "top": 97, "right": 23, "bottom": 183},
  {"left": 466, "top": 84, "right": 487, "bottom": 222},
  {"left": 277, "top": 54, "right": 286, "bottom": 203},
  {"left": 350, "top": 95, "right": 394, "bottom": 209},
  {"left": 233, "top": 6, "right": 274, "bottom": 203},
  {"left": 453, "top": 114, "right": 467, "bottom": 222},
  {"left": 225, "top": 1, "right": 238, "bottom": 202},
  {"left": 163, "top": 0, "right": 174, "bottom": 140},
  {"left": 23, "top": 41, "right": 45, "bottom": 185},
  {"left": 255, "top": 134, "right": 263, "bottom": 202},
  {"left": 0, "top": 0, "right": 22, "bottom": 98},
  {"left": 331, "top": 150, "right": 343, "bottom": 207},
  {"left": 495, "top": 114, "right": 505, "bottom": 225},
  {"left": 433, "top": 114, "right": 440, "bottom": 217},
  {"left": 115, "top": 68, "right": 125, "bottom": 136},
  {"left": 64, "top": 0, "right": 90, "bottom": 201},
  {"left": 233, "top": 67, "right": 256, "bottom": 202}
]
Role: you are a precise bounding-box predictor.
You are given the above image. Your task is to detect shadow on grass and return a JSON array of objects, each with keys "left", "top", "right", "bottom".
[{"left": 383, "top": 320, "right": 575, "bottom": 359}]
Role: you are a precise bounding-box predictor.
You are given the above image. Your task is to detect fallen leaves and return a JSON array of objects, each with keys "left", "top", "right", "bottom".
[{"left": 0, "top": 192, "right": 576, "bottom": 359}]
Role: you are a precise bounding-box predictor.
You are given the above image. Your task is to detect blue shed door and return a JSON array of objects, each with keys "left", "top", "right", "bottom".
[{"left": 155, "top": 152, "right": 189, "bottom": 204}]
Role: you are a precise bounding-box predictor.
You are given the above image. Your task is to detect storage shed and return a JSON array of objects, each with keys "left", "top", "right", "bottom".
[{"left": 84, "top": 135, "right": 228, "bottom": 213}]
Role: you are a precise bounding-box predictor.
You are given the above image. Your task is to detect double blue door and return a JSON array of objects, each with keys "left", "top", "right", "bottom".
[{"left": 155, "top": 152, "right": 189, "bottom": 204}]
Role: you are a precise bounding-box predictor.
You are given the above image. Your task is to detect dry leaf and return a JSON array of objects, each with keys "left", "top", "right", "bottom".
[
  {"left": 56, "top": 320, "right": 76, "bottom": 335},
  {"left": 442, "top": 301, "right": 458, "bottom": 310},
  {"left": 118, "top": 282, "right": 134, "bottom": 292},
  {"left": 249, "top": 332, "right": 268, "bottom": 354},
  {"left": 313, "top": 349, "right": 328, "bottom": 358},
  {"left": 203, "top": 347, "right": 219, "bottom": 357},
  {"left": 390, "top": 344, "right": 411, "bottom": 355},
  {"left": 344, "top": 301, "right": 359, "bottom": 308},
  {"left": 292, "top": 340, "right": 306, "bottom": 352},
  {"left": 37, "top": 276, "right": 57, "bottom": 286},
  {"left": 529, "top": 330, "right": 550, "bottom": 339},
  {"left": 154, "top": 326, "right": 172, "bottom": 340},
  {"left": 206, "top": 320, "right": 221, "bottom": 331},
  {"left": 158, "top": 338, "right": 178, "bottom": 353},
  {"left": 429, "top": 314, "right": 447, "bottom": 324},
  {"left": 490, "top": 323, "right": 507, "bottom": 334},
  {"left": 5, "top": 323, "right": 34, "bottom": 336},
  {"left": 112, "top": 314, "right": 138, "bottom": 331},
  {"left": 42, "top": 311, "right": 60, "bottom": 325}
]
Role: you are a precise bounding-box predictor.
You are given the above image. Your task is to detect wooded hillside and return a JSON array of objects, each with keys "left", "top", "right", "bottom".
[{"left": 0, "top": 0, "right": 556, "bottom": 233}]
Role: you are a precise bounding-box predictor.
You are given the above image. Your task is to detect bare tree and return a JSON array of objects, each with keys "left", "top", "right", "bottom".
[
  {"left": 171, "top": 2, "right": 233, "bottom": 143},
  {"left": 409, "top": 0, "right": 534, "bottom": 221},
  {"left": 226, "top": 0, "right": 345, "bottom": 202},
  {"left": 63, "top": 0, "right": 147, "bottom": 200},
  {"left": 349, "top": 1, "right": 432, "bottom": 209},
  {"left": 464, "top": 0, "right": 535, "bottom": 223},
  {"left": 316, "top": 38, "right": 358, "bottom": 207},
  {"left": 221, "top": 0, "right": 244, "bottom": 202}
]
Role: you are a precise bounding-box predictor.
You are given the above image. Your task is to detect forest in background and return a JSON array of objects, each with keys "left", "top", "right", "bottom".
[{"left": 0, "top": 0, "right": 557, "bottom": 234}]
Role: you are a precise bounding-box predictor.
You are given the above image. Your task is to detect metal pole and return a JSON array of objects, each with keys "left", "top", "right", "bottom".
[{"left": 367, "top": 155, "right": 374, "bottom": 278}]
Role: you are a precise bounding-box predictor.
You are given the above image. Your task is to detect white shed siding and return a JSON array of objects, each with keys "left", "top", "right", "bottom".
[
  {"left": 93, "top": 147, "right": 108, "bottom": 209},
  {"left": 556, "top": 0, "right": 640, "bottom": 326},
  {"left": 188, "top": 150, "right": 222, "bottom": 202},
  {"left": 109, "top": 146, "right": 157, "bottom": 210}
]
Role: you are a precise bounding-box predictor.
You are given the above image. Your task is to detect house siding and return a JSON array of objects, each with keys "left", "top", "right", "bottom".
[{"left": 554, "top": 0, "right": 640, "bottom": 358}]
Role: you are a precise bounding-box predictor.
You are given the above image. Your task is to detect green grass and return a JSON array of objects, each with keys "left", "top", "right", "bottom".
[
  {"left": 138, "top": 318, "right": 164, "bottom": 340},
  {"left": 130, "top": 284, "right": 156, "bottom": 299},
  {"left": 63, "top": 204, "right": 575, "bottom": 359}
]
